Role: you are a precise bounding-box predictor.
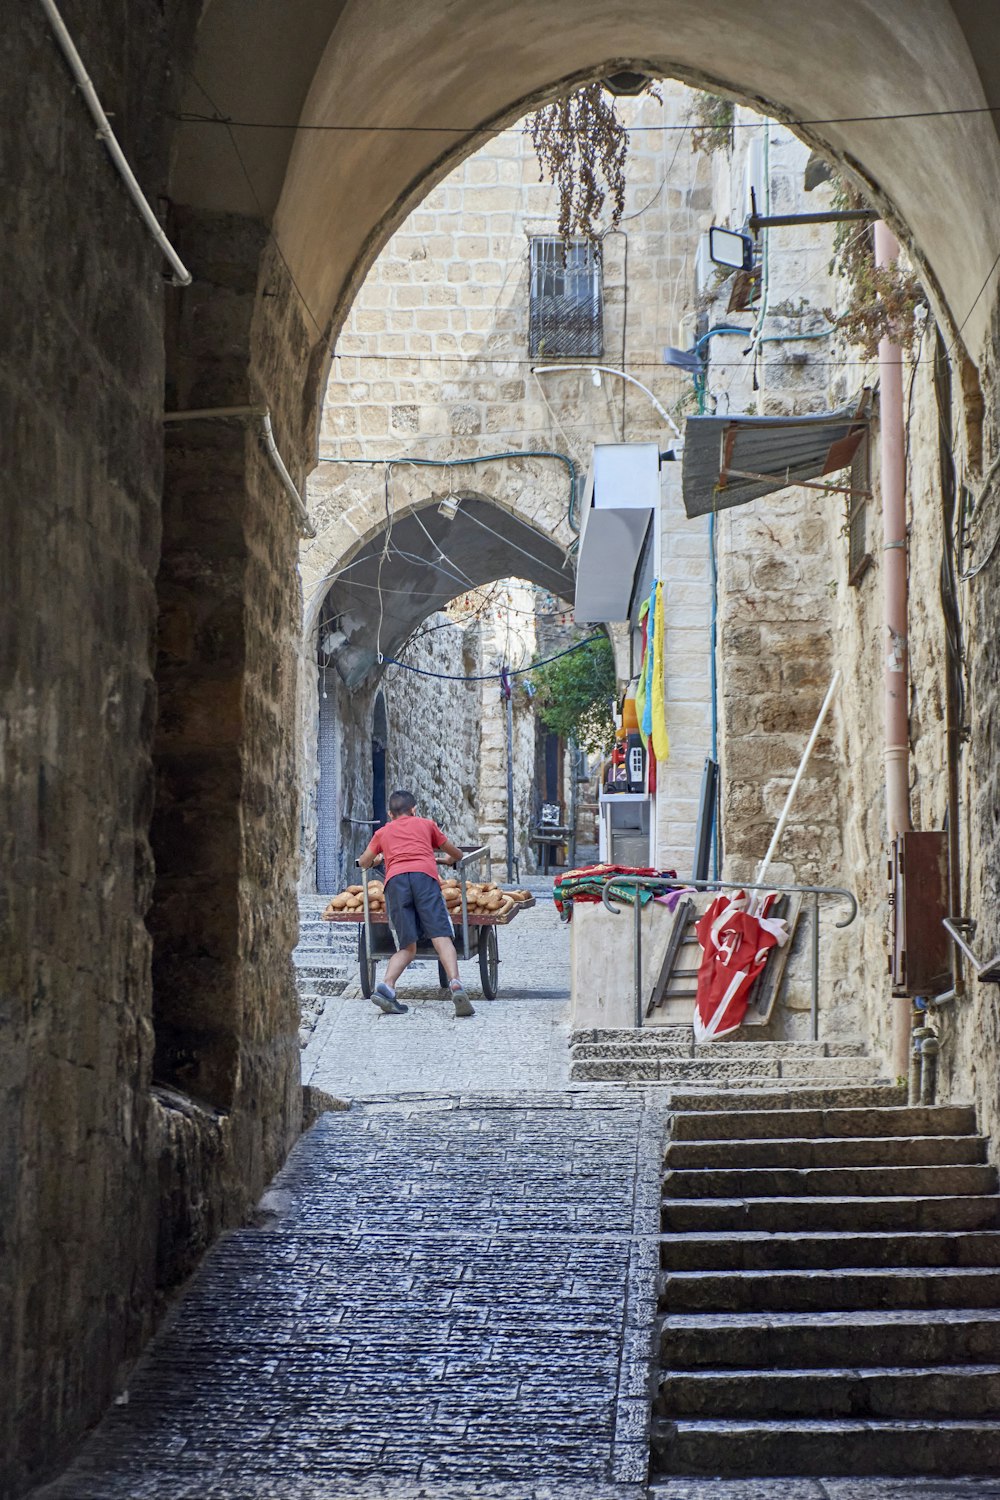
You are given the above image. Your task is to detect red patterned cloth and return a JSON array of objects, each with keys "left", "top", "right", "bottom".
[{"left": 693, "top": 890, "right": 789, "bottom": 1042}]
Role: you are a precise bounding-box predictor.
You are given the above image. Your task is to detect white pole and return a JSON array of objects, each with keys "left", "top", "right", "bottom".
[
  {"left": 38, "top": 0, "right": 192, "bottom": 286},
  {"left": 754, "top": 670, "right": 841, "bottom": 894}
]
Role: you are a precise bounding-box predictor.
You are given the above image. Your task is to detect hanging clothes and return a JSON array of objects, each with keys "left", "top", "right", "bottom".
[
  {"left": 651, "top": 579, "right": 669, "bottom": 762},
  {"left": 635, "top": 596, "right": 651, "bottom": 749},
  {"left": 639, "top": 581, "right": 656, "bottom": 747}
]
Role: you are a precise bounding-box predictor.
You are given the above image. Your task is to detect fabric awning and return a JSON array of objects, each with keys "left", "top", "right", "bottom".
[{"left": 681, "top": 391, "right": 871, "bottom": 518}]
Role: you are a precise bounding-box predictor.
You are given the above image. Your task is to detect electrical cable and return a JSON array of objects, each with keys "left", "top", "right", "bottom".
[
  {"left": 175, "top": 102, "right": 1000, "bottom": 134},
  {"left": 384, "top": 633, "right": 605, "bottom": 683}
]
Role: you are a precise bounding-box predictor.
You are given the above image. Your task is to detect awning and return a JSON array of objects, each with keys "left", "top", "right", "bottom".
[{"left": 681, "top": 391, "right": 871, "bottom": 519}]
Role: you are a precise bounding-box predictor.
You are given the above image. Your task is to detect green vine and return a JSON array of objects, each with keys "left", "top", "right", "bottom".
[
  {"left": 825, "top": 181, "right": 926, "bottom": 357},
  {"left": 690, "top": 92, "right": 734, "bottom": 155}
]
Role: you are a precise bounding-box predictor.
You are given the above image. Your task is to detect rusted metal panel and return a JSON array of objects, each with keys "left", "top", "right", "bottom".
[{"left": 890, "top": 831, "right": 952, "bottom": 996}]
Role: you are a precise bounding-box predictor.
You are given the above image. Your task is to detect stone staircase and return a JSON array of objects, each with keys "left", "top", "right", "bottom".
[
  {"left": 570, "top": 1027, "right": 885, "bottom": 1090},
  {"left": 293, "top": 894, "right": 355, "bottom": 1044},
  {"left": 651, "top": 1088, "right": 1000, "bottom": 1479}
]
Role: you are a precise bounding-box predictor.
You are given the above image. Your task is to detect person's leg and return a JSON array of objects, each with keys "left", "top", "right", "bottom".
[
  {"left": 430, "top": 934, "right": 459, "bottom": 983},
  {"left": 385, "top": 942, "right": 417, "bottom": 987}
]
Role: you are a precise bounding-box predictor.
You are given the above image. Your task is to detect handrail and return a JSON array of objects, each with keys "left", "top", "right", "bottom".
[
  {"left": 942, "top": 918, "right": 1000, "bottom": 984},
  {"left": 600, "top": 876, "right": 858, "bottom": 927},
  {"left": 596, "top": 875, "right": 858, "bottom": 1037}
]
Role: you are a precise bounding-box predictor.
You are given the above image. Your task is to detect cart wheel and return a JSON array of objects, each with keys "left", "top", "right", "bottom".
[
  {"left": 358, "top": 925, "right": 376, "bottom": 998},
  {"left": 479, "top": 926, "right": 499, "bottom": 1000},
  {"left": 437, "top": 961, "right": 449, "bottom": 990}
]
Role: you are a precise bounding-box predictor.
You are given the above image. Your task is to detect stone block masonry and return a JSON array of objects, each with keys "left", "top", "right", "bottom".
[{"left": 0, "top": 1, "right": 199, "bottom": 1493}]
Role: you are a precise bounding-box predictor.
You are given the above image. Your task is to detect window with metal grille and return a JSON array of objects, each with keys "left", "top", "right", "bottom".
[
  {"left": 528, "top": 237, "right": 603, "bottom": 358},
  {"left": 847, "top": 433, "right": 873, "bottom": 585}
]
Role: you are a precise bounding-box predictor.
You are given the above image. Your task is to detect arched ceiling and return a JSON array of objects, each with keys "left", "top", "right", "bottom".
[
  {"left": 172, "top": 1, "right": 1000, "bottom": 360},
  {"left": 317, "top": 498, "right": 575, "bottom": 686}
]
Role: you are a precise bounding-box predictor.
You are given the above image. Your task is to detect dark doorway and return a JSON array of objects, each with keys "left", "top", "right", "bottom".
[{"left": 372, "top": 692, "right": 388, "bottom": 829}]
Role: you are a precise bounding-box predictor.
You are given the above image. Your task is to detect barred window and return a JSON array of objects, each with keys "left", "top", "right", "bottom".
[
  {"left": 847, "top": 433, "right": 873, "bottom": 586},
  {"left": 528, "top": 237, "right": 603, "bottom": 358}
]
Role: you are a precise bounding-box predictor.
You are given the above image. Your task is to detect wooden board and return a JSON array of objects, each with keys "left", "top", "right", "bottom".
[{"left": 323, "top": 895, "right": 534, "bottom": 928}]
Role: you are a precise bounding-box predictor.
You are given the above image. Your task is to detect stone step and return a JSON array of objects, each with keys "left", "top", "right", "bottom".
[
  {"left": 662, "top": 1193, "right": 1000, "bottom": 1234},
  {"left": 668, "top": 1103, "right": 977, "bottom": 1141},
  {"left": 656, "top": 1308, "right": 1000, "bottom": 1369},
  {"left": 658, "top": 1266, "right": 1000, "bottom": 1314},
  {"left": 664, "top": 1133, "right": 988, "bottom": 1170},
  {"left": 570, "top": 1033, "right": 866, "bottom": 1056},
  {"left": 655, "top": 1364, "right": 1000, "bottom": 1420},
  {"left": 571, "top": 1059, "right": 883, "bottom": 1085},
  {"left": 295, "top": 973, "right": 352, "bottom": 997},
  {"left": 662, "top": 1162, "right": 998, "bottom": 1199},
  {"left": 659, "top": 1229, "right": 1000, "bottom": 1272},
  {"left": 651, "top": 1418, "right": 1000, "bottom": 1477},
  {"left": 665, "top": 1085, "right": 907, "bottom": 1110}
]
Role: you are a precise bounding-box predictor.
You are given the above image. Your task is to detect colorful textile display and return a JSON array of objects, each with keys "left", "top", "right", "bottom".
[
  {"left": 553, "top": 864, "right": 675, "bottom": 919},
  {"left": 651, "top": 579, "right": 669, "bottom": 763},
  {"left": 693, "top": 890, "right": 789, "bottom": 1043},
  {"left": 637, "top": 591, "right": 653, "bottom": 748}
]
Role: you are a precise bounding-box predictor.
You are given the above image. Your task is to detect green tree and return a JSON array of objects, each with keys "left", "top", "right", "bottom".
[{"left": 529, "top": 636, "right": 617, "bottom": 754}]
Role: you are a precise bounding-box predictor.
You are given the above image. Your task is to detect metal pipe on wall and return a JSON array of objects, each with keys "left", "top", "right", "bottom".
[{"left": 875, "top": 222, "right": 913, "bottom": 1078}]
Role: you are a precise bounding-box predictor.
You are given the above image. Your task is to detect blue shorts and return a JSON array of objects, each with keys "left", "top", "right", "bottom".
[{"left": 384, "top": 871, "right": 454, "bottom": 948}]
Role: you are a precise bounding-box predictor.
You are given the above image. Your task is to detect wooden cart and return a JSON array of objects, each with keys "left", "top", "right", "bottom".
[{"left": 323, "top": 845, "right": 534, "bottom": 1000}]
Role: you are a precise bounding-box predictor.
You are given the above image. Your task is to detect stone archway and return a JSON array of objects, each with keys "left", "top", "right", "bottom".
[{"left": 9, "top": 4, "right": 1000, "bottom": 1490}]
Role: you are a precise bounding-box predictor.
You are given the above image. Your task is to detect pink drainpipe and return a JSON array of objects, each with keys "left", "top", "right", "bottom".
[{"left": 875, "top": 221, "right": 912, "bottom": 1075}]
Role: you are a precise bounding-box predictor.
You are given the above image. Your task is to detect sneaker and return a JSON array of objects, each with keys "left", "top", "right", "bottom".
[
  {"left": 449, "top": 980, "right": 474, "bottom": 1018},
  {"left": 372, "top": 981, "right": 407, "bottom": 1015}
]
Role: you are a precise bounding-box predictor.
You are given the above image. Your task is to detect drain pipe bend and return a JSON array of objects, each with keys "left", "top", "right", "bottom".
[
  {"left": 163, "top": 405, "right": 316, "bottom": 538},
  {"left": 38, "top": 0, "right": 192, "bottom": 286}
]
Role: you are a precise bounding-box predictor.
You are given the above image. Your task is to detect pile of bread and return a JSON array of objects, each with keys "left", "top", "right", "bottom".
[
  {"left": 439, "top": 878, "right": 532, "bottom": 920},
  {"left": 322, "top": 877, "right": 533, "bottom": 921},
  {"left": 323, "top": 881, "right": 385, "bottom": 917}
]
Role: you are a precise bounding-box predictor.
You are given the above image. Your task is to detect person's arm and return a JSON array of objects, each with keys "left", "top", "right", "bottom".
[
  {"left": 358, "top": 833, "right": 383, "bottom": 870},
  {"left": 438, "top": 836, "right": 465, "bottom": 866}
]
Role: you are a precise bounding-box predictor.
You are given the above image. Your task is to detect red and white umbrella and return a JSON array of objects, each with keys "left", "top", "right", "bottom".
[{"left": 693, "top": 890, "right": 789, "bottom": 1043}]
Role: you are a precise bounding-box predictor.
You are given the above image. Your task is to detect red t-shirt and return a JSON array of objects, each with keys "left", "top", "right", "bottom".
[{"left": 367, "top": 816, "right": 446, "bottom": 883}]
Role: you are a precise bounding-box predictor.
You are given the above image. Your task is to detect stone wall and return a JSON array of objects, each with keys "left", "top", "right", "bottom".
[{"left": 0, "top": 2, "right": 199, "bottom": 1492}]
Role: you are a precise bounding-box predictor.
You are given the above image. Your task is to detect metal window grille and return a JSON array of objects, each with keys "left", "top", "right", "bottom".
[
  {"left": 529, "top": 237, "right": 603, "bottom": 357},
  {"left": 847, "top": 434, "right": 873, "bottom": 585}
]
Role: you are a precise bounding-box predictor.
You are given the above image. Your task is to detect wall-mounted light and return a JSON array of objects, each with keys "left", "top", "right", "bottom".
[{"left": 708, "top": 225, "right": 754, "bottom": 272}]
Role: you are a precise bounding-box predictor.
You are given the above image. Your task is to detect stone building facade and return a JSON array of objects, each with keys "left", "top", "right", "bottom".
[{"left": 301, "top": 84, "right": 718, "bottom": 888}]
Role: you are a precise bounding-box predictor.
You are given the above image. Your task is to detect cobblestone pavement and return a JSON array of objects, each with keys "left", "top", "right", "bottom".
[
  {"left": 35, "top": 1092, "right": 662, "bottom": 1500},
  {"left": 303, "top": 882, "right": 571, "bottom": 1098}
]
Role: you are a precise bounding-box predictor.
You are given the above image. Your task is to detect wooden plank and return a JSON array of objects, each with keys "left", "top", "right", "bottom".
[
  {"left": 646, "top": 897, "right": 695, "bottom": 1016},
  {"left": 742, "top": 892, "right": 802, "bottom": 1026}
]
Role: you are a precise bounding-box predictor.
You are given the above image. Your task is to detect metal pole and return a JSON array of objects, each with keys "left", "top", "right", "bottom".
[
  {"left": 755, "top": 672, "right": 841, "bottom": 895},
  {"left": 749, "top": 208, "right": 878, "bottom": 231},
  {"left": 810, "top": 891, "right": 820, "bottom": 1041},
  {"left": 505, "top": 681, "right": 515, "bottom": 882},
  {"left": 633, "top": 892, "right": 643, "bottom": 1028}
]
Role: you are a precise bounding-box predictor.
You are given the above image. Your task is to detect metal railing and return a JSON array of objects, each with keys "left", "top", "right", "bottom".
[
  {"left": 597, "top": 876, "right": 858, "bottom": 1037},
  {"left": 935, "top": 917, "right": 1000, "bottom": 1004}
]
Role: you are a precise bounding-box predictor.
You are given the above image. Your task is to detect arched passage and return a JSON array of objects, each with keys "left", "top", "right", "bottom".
[
  {"left": 10, "top": 4, "right": 1000, "bottom": 1489},
  {"left": 303, "top": 493, "right": 575, "bottom": 889}
]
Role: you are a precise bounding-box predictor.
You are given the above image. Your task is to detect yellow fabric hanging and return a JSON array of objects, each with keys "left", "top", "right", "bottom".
[
  {"left": 651, "top": 580, "right": 669, "bottom": 762},
  {"left": 635, "top": 597, "right": 650, "bottom": 749}
]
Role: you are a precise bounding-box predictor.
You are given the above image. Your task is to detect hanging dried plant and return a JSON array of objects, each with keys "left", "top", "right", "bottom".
[
  {"left": 527, "top": 84, "right": 631, "bottom": 246},
  {"left": 825, "top": 180, "right": 926, "bottom": 357}
]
